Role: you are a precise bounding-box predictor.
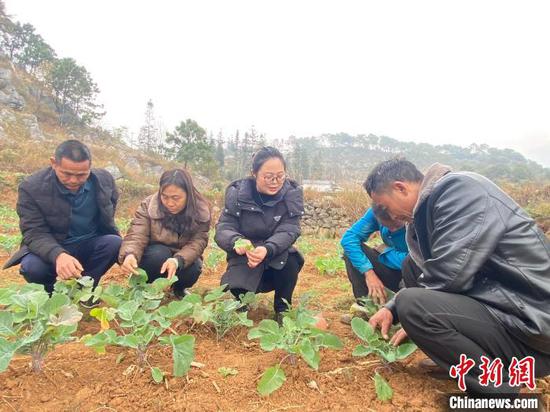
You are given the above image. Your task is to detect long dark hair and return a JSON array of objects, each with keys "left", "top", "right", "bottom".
[{"left": 158, "top": 169, "right": 208, "bottom": 234}]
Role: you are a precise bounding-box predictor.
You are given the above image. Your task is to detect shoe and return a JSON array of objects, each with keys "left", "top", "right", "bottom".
[
  {"left": 340, "top": 313, "right": 353, "bottom": 325},
  {"left": 274, "top": 312, "right": 284, "bottom": 326},
  {"left": 350, "top": 302, "right": 370, "bottom": 318},
  {"left": 80, "top": 297, "right": 100, "bottom": 309},
  {"left": 172, "top": 286, "right": 191, "bottom": 299},
  {"left": 237, "top": 304, "right": 249, "bottom": 313}
]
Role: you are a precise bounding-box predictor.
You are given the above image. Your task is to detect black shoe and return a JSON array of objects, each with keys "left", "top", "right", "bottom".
[
  {"left": 172, "top": 286, "right": 190, "bottom": 299},
  {"left": 80, "top": 297, "right": 100, "bottom": 309},
  {"left": 237, "top": 304, "right": 249, "bottom": 313}
]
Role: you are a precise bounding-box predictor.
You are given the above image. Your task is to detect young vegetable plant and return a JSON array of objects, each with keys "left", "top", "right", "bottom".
[
  {"left": 248, "top": 296, "right": 343, "bottom": 396},
  {"left": 0, "top": 283, "right": 83, "bottom": 373},
  {"left": 82, "top": 269, "right": 196, "bottom": 384},
  {"left": 357, "top": 288, "right": 396, "bottom": 318},
  {"left": 53, "top": 275, "right": 96, "bottom": 304},
  {"left": 188, "top": 285, "right": 255, "bottom": 341},
  {"left": 350, "top": 317, "right": 417, "bottom": 401},
  {"left": 314, "top": 255, "right": 345, "bottom": 276},
  {"left": 234, "top": 238, "right": 254, "bottom": 251},
  {"left": 205, "top": 246, "right": 226, "bottom": 269}
]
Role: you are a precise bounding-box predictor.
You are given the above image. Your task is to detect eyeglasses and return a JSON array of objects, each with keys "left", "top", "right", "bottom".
[{"left": 261, "top": 174, "right": 287, "bottom": 184}]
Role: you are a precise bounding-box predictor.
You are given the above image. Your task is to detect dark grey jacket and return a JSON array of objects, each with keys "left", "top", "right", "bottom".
[
  {"left": 214, "top": 177, "right": 304, "bottom": 291},
  {"left": 3, "top": 167, "right": 119, "bottom": 268},
  {"left": 387, "top": 164, "right": 550, "bottom": 354}
]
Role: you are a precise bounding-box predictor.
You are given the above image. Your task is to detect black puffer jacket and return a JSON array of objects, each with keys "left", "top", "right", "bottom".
[
  {"left": 3, "top": 167, "right": 119, "bottom": 268},
  {"left": 214, "top": 177, "right": 304, "bottom": 291},
  {"left": 387, "top": 164, "right": 550, "bottom": 354}
]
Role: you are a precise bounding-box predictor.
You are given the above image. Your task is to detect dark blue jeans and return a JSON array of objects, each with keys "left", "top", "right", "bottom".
[
  {"left": 139, "top": 243, "right": 202, "bottom": 293},
  {"left": 20, "top": 234, "right": 122, "bottom": 293}
]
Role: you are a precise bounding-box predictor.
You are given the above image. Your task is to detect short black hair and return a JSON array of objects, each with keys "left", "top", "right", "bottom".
[
  {"left": 251, "top": 146, "right": 286, "bottom": 174},
  {"left": 54, "top": 140, "right": 92, "bottom": 164},
  {"left": 364, "top": 157, "right": 423, "bottom": 196}
]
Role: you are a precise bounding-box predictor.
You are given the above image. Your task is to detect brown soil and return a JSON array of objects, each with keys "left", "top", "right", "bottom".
[{"left": 0, "top": 238, "right": 549, "bottom": 412}]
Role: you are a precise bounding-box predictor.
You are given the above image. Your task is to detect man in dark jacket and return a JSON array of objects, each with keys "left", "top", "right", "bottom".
[
  {"left": 3, "top": 140, "right": 121, "bottom": 295},
  {"left": 365, "top": 158, "right": 550, "bottom": 394}
]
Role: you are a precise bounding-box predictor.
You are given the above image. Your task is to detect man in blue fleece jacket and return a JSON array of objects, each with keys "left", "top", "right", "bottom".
[{"left": 341, "top": 204, "right": 419, "bottom": 307}]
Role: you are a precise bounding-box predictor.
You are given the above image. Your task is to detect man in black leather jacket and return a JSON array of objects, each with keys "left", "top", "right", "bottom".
[
  {"left": 365, "top": 158, "right": 550, "bottom": 394},
  {"left": 3, "top": 140, "right": 121, "bottom": 295}
]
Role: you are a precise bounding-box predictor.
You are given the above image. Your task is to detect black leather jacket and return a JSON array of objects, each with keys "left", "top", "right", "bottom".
[{"left": 387, "top": 164, "right": 550, "bottom": 354}]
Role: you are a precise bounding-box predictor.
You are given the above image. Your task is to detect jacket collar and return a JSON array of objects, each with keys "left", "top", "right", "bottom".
[{"left": 413, "top": 163, "right": 453, "bottom": 216}]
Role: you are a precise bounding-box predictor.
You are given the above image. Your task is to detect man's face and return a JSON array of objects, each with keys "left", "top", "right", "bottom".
[
  {"left": 51, "top": 157, "right": 91, "bottom": 192},
  {"left": 370, "top": 182, "right": 418, "bottom": 224}
]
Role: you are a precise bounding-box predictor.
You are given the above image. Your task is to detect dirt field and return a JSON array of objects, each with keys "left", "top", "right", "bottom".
[{"left": 1, "top": 235, "right": 549, "bottom": 412}]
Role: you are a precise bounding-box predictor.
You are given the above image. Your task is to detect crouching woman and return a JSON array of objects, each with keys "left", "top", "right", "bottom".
[
  {"left": 119, "top": 168, "right": 210, "bottom": 296},
  {"left": 214, "top": 147, "right": 304, "bottom": 322}
]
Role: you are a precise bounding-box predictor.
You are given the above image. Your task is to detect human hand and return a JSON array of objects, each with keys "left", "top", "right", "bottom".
[
  {"left": 55, "top": 253, "right": 83, "bottom": 280},
  {"left": 246, "top": 246, "right": 268, "bottom": 268},
  {"left": 368, "top": 307, "right": 393, "bottom": 340},
  {"left": 121, "top": 254, "right": 139, "bottom": 276},
  {"left": 365, "top": 270, "right": 387, "bottom": 304}
]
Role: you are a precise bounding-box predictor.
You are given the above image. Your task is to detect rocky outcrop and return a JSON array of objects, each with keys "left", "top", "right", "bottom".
[{"left": 0, "top": 68, "right": 24, "bottom": 110}]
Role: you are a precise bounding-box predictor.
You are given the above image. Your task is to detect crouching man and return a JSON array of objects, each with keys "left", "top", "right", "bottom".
[
  {"left": 3, "top": 140, "right": 122, "bottom": 298},
  {"left": 366, "top": 158, "right": 550, "bottom": 394}
]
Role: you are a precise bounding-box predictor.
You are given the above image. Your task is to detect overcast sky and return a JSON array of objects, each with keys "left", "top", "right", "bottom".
[{"left": 5, "top": 0, "right": 550, "bottom": 166}]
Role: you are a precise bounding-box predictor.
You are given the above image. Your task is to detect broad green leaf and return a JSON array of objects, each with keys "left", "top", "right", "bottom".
[
  {"left": 151, "top": 367, "right": 164, "bottom": 384},
  {"left": 43, "top": 293, "right": 70, "bottom": 315},
  {"left": 257, "top": 365, "right": 286, "bottom": 396},
  {"left": 204, "top": 285, "right": 227, "bottom": 302},
  {"left": 218, "top": 367, "right": 238, "bottom": 377},
  {"left": 81, "top": 330, "right": 116, "bottom": 354},
  {"left": 159, "top": 334, "right": 195, "bottom": 377},
  {"left": 299, "top": 338, "right": 320, "bottom": 370},
  {"left": 374, "top": 373, "right": 393, "bottom": 401},
  {"left": 117, "top": 301, "right": 140, "bottom": 321},
  {"left": 315, "top": 331, "right": 343, "bottom": 349},
  {"left": 150, "top": 276, "right": 177, "bottom": 292},
  {"left": 259, "top": 334, "right": 280, "bottom": 351},
  {"left": 0, "top": 337, "right": 16, "bottom": 372},
  {"left": 396, "top": 343, "right": 417, "bottom": 360},
  {"left": 378, "top": 348, "right": 396, "bottom": 363},
  {"left": 128, "top": 269, "right": 148, "bottom": 287},
  {"left": 115, "top": 335, "right": 140, "bottom": 349},
  {"left": 19, "top": 322, "right": 44, "bottom": 347},
  {"left": 76, "top": 276, "right": 95, "bottom": 289},
  {"left": 48, "top": 305, "right": 83, "bottom": 326},
  {"left": 0, "top": 311, "right": 14, "bottom": 337},
  {"left": 352, "top": 344, "right": 374, "bottom": 357},
  {"left": 351, "top": 317, "right": 375, "bottom": 342}
]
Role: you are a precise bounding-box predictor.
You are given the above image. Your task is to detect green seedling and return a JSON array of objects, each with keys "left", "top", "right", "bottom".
[
  {"left": 248, "top": 296, "right": 343, "bottom": 396},
  {"left": 0, "top": 283, "right": 83, "bottom": 373},
  {"left": 53, "top": 276, "right": 96, "bottom": 304},
  {"left": 82, "top": 269, "right": 195, "bottom": 384},
  {"left": 0, "top": 234, "right": 22, "bottom": 254},
  {"left": 234, "top": 238, "right": 254, "bottom": 251},
  {"left": 356, "top": 288, "right": 396, "bottom": 318},
  {"left": 351, "top": 317, "right": 417, "bottom": 402},
  {"left": 188, "top": 285, "right": 254, "bottom": 341},
  {"left": 314, "top": 255, "right": 345, "bottom": 276},
  {"left": 205, "top": 247, "right": 226, "bottom": 269}
]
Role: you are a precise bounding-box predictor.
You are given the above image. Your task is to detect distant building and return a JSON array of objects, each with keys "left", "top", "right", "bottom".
[{"left": 302, "top": 179, "right": 342, "bottom": 192}]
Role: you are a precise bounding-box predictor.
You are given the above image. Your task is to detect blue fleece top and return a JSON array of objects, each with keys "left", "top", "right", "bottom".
[{"left": 340, "top": 207, "right": 408, "bottom": 273}]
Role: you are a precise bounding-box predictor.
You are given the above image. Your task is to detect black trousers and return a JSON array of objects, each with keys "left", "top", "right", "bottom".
[
  {"left": 20, "top": 234, "right": 122, "bottom": 293},
  {"left": 231, "top": 252, "right": 303, "bottom": 313},
  {"left": 396, "top": 287, "right": 550, "bottom": 394},
  {"left": 140, "top": 244, "right": 202, "bottom": 292},
  {"left": 343, "top": 244, "right": 420, "bottom": 301}
]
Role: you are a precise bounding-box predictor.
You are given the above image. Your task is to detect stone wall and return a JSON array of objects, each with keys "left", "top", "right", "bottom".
[{"left": 302, "top": 196, "right": 353, "bottom": 237}]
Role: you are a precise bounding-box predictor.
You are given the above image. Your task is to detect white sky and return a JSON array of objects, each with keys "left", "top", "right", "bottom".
[{"left": 5, "top": 0, "right": 550, "bottom": 166}]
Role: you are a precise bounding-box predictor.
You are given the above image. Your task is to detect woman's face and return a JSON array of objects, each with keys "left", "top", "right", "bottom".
[
  {"left": 160, "top": 184, "right": 187, "bottom": 214},
  {"left": 255, "top": 157, "right": 286, "bottom": 195}
]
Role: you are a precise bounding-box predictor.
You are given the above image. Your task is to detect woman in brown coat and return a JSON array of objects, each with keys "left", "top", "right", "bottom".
[{"left": 119, "top": 169, "right": 210, "bottom": 296}]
